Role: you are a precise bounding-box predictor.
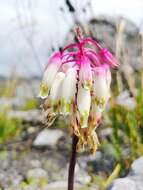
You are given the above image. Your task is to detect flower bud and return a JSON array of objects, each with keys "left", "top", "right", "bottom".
[{"left": 100, "top": 48, "right": 118, "bottom": 68}]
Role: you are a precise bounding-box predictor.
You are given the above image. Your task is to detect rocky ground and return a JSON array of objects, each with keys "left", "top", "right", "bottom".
[
  {"left": 0, "top": 125, "right": 143, "bottom": 190},
  {"left": 0, "top": 126, "right": 99, "bottom": 190}
]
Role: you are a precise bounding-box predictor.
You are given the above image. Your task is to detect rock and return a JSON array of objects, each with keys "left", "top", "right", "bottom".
[
  {"left": 33, "top": 129, "right": 64, "bottom": 147},
  {"left": 29, "top": 160, "right": 42, "bottom": 168},
  {"left": 129, "top": 176, "right": 143, "bottom": 190},
  {"left": 75, "top": 164, "right": 91, "bottom": 184},
  {"left": 116, "top": 90, "right": 136, "bottom": 109},
  {"left": 109, "top": 178, "right": 136, "bottom": 190},
  {"left": 109, "top": 157, "right": 143, "bottom": 190},
  {"left": 129, "top": 156, "right": 143, "bottom": 175},
  {"left": 7, "top": 109, "right": 44, "bottom": 125},
  {"left": 60, "top": 163, "right": 91, "bottom": 185},
  {"left": 26, "top": 168, "right": 48, "bottom": 181}
]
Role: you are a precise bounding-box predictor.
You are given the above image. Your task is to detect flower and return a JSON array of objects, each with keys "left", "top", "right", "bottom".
[
  {"left": 100, "top": 48, "right": 119, "bottom": 68},
  {"left": 61, "top": 68, "right": 77, "bottom": 114},
  {"left": 39, "top": 35, "right": 118, "bottom": 154},
  {"left": 79, "top": 57, "right": 92, "bottom": 90},
  {"left": 77, "top": 83, "right": 91, "bottom": 129},
  {"left": 38, "top": 52, "right": 62, "bottom": 99}
]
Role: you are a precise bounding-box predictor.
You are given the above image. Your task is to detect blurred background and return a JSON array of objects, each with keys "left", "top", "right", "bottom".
[{"left": 0, "top": 0, "right": 143, "bottom": 190}]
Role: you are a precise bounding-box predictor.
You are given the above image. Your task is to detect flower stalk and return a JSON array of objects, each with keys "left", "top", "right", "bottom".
[
  {"left": 68, "top": 134, "right": 78, "bottom": 190},
  {"left": 38, "top": 26, "right": 118, "bottom": 190}
]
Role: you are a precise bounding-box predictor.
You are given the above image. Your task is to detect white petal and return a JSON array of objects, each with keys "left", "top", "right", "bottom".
[
  {"left": 77, "top": 84, "right": 91, "bottom": 128},
  {"left": 49, "top": 72, "right": 65, "bottom": 102},
  {"left": 39, "top": 56, "right": 62, "bottom": 98},
  {"left": 93, "top": 72, "right": 110, "bottom": 106},
  {"left": 61, "top": 68, "right": 77, "bottom": 113}
]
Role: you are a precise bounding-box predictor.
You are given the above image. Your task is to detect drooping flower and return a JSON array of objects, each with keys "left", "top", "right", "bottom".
[
  {"left": 77, "top": 83, "right": 91, "bottom": 129},
  {"left": 61, "top": 68, "right": 77, "bottom": 114},
  {"left": 38, "top": 34, "right": 118, "bottom": 154},
  {"left": 93, "top": 64, "right": 111, "bottom": 108},
  {"left": 100, "top": 48, "right": 118, "bottom": 68},
  {"left": 38, "top": 52, "right": 62, "bottom": 99},
  {"left": 79, "top": 57, "right": 92, "bottom": 90},
  {"left": 48, "top": 72, "right": 65, "bottom": 113}
]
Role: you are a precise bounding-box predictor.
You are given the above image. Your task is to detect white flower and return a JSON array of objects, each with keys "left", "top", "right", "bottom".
[
  {"left": 38, "top": 52, "right": 62, "bottom": 99},
  {"left": 93, "top": 66, "right": 111, "bottom": 107},
  {"left": 49, "top": 72, "right": 65, "bottom": 112},
  {"left": 77, "top": 84, "right": 91, "bottom": 128},
  {"left": 61, "top": 68, "right": 77, "bottom": 114}
]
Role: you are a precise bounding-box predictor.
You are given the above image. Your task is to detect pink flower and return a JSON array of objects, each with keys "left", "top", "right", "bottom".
[
  {"left": 38, "top": 52, "right": 62, "bottom": 99},
  {"left": 39, "top": 35, "right": 118, "bottom": 153},
  {"left": 100, "top": 48, "right": 118, "bottom": 68},
  {"left": 79, "top": 57, "right": 92, "bottom": 90}
]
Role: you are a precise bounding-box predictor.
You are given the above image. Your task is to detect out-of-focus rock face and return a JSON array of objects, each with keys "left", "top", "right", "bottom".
[
  {"left": 66, "top": 16, "right": 142, "bottom": 71},
  {"left": 109, "top": 157, "right": 143, "bottom": 190},
  {"left": 89, "top": 17, "right": 141, "bottom": 70}
]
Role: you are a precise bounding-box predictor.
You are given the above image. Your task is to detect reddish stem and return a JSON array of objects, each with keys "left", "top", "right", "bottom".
[
  {"left": 68, "top": 134, "right": 78, "bottom": 190},
  {"left": 62, "top": 43, "right": 79, "bottom": 53}
]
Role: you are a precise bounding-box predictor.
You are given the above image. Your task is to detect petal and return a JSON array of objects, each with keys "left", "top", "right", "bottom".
[
  {"left": 77, "top": 84, "right": 91, "bottom": 128},
  {"left": 101, "top": 64, "right": 112, "bottom": 88},
  {"left": 49, "top": 72, "right": 65, "bottom": 112},
  {"left": 79, "top": 57, "right": 92, "bottom": 90},
  {"left": 61, "top": 68, "right": 77, "bottom": 114},
  {"left": 93, "top": 66, "right": 110, "bottom": 107},
  {"left": 38, "top": 52, "right": 62, "bottom": 98}
]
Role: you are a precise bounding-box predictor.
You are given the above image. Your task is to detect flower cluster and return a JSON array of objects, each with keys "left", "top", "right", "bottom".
[{"left": 39, "top": 33, "right": 118, "bottom": 153}]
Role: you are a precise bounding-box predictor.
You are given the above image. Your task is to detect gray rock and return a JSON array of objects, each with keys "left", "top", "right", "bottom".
[
  {"left": 109, "top": 178, "right": 137, "bottom": 190},
  {"left": 109, "top": 157, "right": 143, "bottom": 190},
  {"left": 116, "top": 90, "right": 136, "bottom": 109},
  {"left": 8, "top": 109, "right": 44, "bottom": 125},
  {"left": 29, "top": 160, "right": 42, "bottom": 168},
  {"left": 27, "top": 168, "right": 48, "bottom": 180},
  {"left": 60, "top": 163, "right": 91, "bottom": 185},
  {"left": 129, "top": 176, "right": 143, "bottom": 190},
  {"left": 129, "top": 156, "right": 143, "bottom": 175},
  {"left": 33, "top": 129, "right": 64, "bottom": 147},
  {"left": 75, "top": 164, "right": 91, "bottom": 184}
]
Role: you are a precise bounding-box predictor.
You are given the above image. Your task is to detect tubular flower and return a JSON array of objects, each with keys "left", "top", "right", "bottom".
[
  {"left": 77, "top": 84, "right": 91, "bottom": 128},
  {"left": 39, "top": 34, "right": 118, "bottom": 154},
  {"left": 93, "top": 64, "right": 111, "bottom": 108},
  {"left": 79, "top": 57, "right": 92, "bottom": 90},
  {"left": 61, "top": 68, "right": 77, "bottom": 114},
  {"left": 100, "top": 48, "right": 118, "bottom": 68},
  {"left": 49, "top": 72, "right": 65, "bottom": 112},
  {"left": 38, "top": 52, "right": 62, "bottom": 98}
]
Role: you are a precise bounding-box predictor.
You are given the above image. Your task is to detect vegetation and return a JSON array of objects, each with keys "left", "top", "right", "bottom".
[{"left": 0, "top": 110, "right": 21, "bottom": 144}]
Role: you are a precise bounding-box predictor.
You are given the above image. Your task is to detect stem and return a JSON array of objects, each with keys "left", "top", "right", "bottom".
[{"left": 68, "top": 134, "right": 78, "bottom": 190}]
